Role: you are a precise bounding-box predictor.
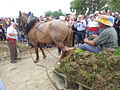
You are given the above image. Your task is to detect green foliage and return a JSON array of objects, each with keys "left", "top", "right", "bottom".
[
  {"left": 70, "top": 0, "right": 120, "bottom": 15},
  {"left": 44, "top": 11, "right": 53, "bottom": 17},
  {"left": 109, "top": 0, "right": 120, "bottom": 12},
  {"left": 115, "top": 46, "right": 120, "bottom": 57},
  {"left": 56, "top": 48, "right": 120, "bottom": 90},
  {"left": 44, "top": 9, "right": 65, "bottom": 17},
  {"left": 70, "top": 0, "right": 87, "bottom": 15},
  {"left": 74, "top": 48, "right": 85, "bottom": 55}
]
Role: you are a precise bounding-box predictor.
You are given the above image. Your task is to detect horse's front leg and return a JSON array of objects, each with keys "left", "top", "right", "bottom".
[
  {"left": 40, "top": 47, "right": 46, "bottom": 59},
  {"left": 34, "top": 45, "right": 39, "bottom": 63}
]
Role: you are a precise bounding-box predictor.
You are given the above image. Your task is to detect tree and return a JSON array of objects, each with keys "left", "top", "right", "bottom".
[
  {"left": 44, "top": 11, "right": 53, "bottom": 17},
  {"left": 44, "top": 9, "right": 65, "bottom": 17},
  {"left": 109, "top": 0, "right": 120, "bottom": 12},
  {"left": 70, "top": 0, "right": 85, "bottom": 15},
  {"left": 70, "top": 0, "right": 109, "bottom": 15}
]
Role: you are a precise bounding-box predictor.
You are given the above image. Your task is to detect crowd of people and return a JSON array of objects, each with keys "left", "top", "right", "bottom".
[
  {"left": 0, "top": 18, "right": 16, "bottom": 41},
  {"left": 68, "top": 10, "right": 120, "bottom": 53},
  {"left": 0, "top": 9, "right": 120, "bottom": 63},
  {"left": 69, "top": 10, "right": 120, "bottom": 47}
]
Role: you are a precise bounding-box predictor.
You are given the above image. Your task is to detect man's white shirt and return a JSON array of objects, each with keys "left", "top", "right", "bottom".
[{"left": 7, "top": 26, "right": 18, "bottom": 40}]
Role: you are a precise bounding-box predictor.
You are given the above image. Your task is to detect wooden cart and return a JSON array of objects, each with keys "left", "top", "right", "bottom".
[{"left": 53, "top": 70, "right": 92, "bottom": 90}]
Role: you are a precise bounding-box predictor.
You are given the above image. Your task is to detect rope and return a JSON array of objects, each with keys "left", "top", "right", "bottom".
[
  {"left": 35, "top": 63, "right": 59, "bottom": 90},
  {"left": 46, "top": 49, "right": 59, "bottom": 59},
  {"left": 28, "top": 48, "right": 59, "bottom": 90},
  {"left": 1, "top": 41, "right": 60, "bottom": 89}
]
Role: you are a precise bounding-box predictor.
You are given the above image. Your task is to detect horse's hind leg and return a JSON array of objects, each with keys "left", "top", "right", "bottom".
[
  {"left": 55, "top": 42, "right": 67, "bottom": 62},
  {"left": 34, "top": 45, "right": 39, "bottom": 63},
  {"left": 40, "top": 48, "right": 46, "bottom": 59}
]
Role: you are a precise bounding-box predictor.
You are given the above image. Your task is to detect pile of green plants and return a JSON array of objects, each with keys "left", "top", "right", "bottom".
[{"left": 55, "top": 47, "right": 120, "bottom": 90}]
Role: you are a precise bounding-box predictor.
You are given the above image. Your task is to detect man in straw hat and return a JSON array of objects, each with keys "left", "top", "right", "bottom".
[{"left": 77, "top": 15, "right": 118, "bottom": 53}]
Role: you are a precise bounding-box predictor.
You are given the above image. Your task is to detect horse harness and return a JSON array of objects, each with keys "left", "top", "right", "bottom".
[{"left": 35, "top": 22, "right": 46, "bottom": 35}]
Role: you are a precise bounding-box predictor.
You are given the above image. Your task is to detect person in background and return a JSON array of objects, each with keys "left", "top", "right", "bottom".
[
  {"left": 102, "top": 9, "right": 115, "bottom": 24},
  {"left": 94, "top": 11, "right": 100, "bottom": 19},
  {"left": 77, "top": 15, "right": 118, "bottom": 53},
  {"left": 0, "top": 80, "right": 5, "bottom": 90},
  {"left": 0, "top": 26, "right": 3, "bottom": 41},
  {"left": 86, "top": 14, "right": 99, "bottom": 37},
  {"left": 114, "top": 12, "right": 120, "bottom": 21},
  {"left": 0, "top": 24, "right": 6, "bottom": 41},
  {"left": 6, "top": 23, "right": 19, "bottom": 63},
  {"left": 114, "top": 18, "right": 120, "bottom": 46},
  {"left": 75, "top": 15, "right": 86, "bottom": 45}
]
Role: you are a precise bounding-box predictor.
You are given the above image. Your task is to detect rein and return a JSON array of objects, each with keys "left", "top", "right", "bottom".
[{"left": 35, "top": 22, "right": 46, "bottom": 35}]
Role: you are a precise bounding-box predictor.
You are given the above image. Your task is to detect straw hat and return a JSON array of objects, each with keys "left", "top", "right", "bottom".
[{"left": 95, "top": 15, "right": 113, "bottom": 26}]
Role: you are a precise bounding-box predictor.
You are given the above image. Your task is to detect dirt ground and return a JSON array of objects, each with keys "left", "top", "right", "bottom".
[{"left": 0, "top": 44, "right": 60, "bottom": 90}]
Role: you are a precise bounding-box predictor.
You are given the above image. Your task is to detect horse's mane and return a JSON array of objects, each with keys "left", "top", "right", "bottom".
[{"left": 25, "top": 19, "right": 38, "bottom": 34}]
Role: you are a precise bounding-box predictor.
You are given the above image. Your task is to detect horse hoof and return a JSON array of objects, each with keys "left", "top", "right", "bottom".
[
  {"left": 34, "top": 60, "right": 38, "bottom": 63},
  {"left": 43, "top": 56, "right": 46, "bottom": 59},
  {"left": 57, "top": 62, "right": 61, "bottom": 64},
  {"left": 59, "top": 59, "right": 64, "bottom": 62}
]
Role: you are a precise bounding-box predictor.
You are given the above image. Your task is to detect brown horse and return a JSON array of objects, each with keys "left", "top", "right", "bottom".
[{"left": 19, "top": 12, "right": 73, "bottom": 63}]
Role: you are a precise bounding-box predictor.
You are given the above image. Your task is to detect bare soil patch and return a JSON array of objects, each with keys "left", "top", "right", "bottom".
[{"left": 0, "top": 41, "right": 60, "bottom": 90}]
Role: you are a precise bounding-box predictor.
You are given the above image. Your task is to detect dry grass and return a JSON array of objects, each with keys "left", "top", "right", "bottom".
[
  {"left": 0, "top": 41, "right": 28, "bottom": 54},
  {"left": 0, "top": 41, "right": 8, "bottom": 54}
]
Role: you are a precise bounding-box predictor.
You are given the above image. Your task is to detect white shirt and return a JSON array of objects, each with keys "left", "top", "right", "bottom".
[
  {"left": 76, "top": 20, "right": 86, "bottom": 31},
  {"left": 0, "top": 29, "right": 2, "bottom": 32},
  {"left": 87, "top": 20, "right": 99, "bottom": 27},
  {"left": 7, "top": 26, "right": 18, "bottom": 40}
]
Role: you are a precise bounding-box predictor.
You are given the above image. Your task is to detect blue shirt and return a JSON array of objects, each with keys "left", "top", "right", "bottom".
[
  {"left": 109, "top": 16, "right": 115, "bottom": 24},
  {"left": 0, "top": 80, "right": 5, "bottom": 90}
]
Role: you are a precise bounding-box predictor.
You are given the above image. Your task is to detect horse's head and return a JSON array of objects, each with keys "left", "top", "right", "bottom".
[
  {"left": 18, "top": 11, "right": 39, "bottom": 33},
  {"left": 18, "top": 11, "right": 29, "bottom": 31}
]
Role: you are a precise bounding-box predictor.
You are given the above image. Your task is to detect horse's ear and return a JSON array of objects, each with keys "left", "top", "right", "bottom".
[{"left": 19, "top": 11, "right": 21, "bottom": 16}]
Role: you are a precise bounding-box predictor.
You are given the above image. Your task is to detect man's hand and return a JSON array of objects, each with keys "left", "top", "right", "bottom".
[
  {"left": 84, "top": 37, "right": 96, "bottom": 46},
  {"left": 84, "top": 38, "right": 89, "bottom": 43}
]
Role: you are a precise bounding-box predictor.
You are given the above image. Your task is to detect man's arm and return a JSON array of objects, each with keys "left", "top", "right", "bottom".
[
  {"left": 8, "top": 33, "right": 18, "bottom": 36},
  {"left": 84, "top": 38, "right": 96, "bottom": 46},
  {"left": 89, "top": 34, "right": 98, "bottom": 39}
]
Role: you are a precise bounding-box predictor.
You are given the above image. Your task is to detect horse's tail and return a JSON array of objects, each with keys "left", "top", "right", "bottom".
[{"left": 66, "top": 25, "right": 73, "bottom": 47}]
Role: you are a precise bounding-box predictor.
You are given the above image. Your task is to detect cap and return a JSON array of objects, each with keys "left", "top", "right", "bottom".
[{"left": 11, "top": 22, "right": 18, "bottom": 26}]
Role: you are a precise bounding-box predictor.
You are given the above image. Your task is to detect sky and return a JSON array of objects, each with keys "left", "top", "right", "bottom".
[{"left": 0, "top": 0, "right": 72, "bottom": 18}]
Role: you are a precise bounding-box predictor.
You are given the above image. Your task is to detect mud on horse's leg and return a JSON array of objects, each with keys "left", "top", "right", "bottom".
[
  {"left": 54, "top": 41, "right": 67, "bottom": 62},
  {"left": 34, "top": 45, "right": 39, "bottom": 63},
  {"left": 59, "top": 49, "right": 67, "bottom": 62}
]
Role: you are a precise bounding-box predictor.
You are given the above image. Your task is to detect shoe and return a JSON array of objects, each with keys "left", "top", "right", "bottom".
[{"left": 11, "top": 60, "right": 17, "bottom": 63}]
